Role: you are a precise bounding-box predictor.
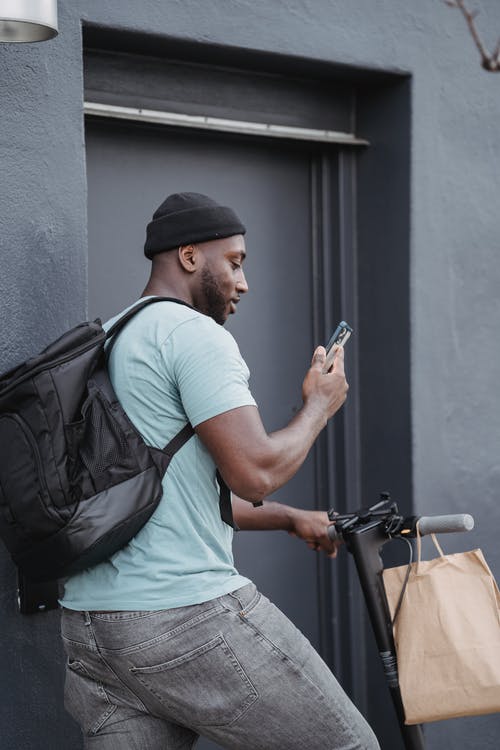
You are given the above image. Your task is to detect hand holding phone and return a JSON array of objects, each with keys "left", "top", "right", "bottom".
[{"left": 322, "top": 321, "right": 353, "bottom": 374}]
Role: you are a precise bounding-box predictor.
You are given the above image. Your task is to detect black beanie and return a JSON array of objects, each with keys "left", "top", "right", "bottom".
[{"left": 144, "top": 192, "right": 246, "bottom": 259}]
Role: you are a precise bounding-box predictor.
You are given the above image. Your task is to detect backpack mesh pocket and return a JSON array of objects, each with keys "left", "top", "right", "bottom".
[{"left": 68, "top": 385, "right": 140, "bottom": 496}]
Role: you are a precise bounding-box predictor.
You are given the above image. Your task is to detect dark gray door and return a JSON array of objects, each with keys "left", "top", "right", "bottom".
[{"left": 86, "top": 119, "right": 342, "bottom": 749}]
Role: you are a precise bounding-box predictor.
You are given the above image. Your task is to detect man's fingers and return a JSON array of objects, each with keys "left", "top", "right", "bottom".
[
  {"left": 308, "top": 541, "right": 339, "bottom": 557},
  {"left": 311, "top": 346, "right": 326, "bottom": 371},
  {"left": 313, "top": 344, "right": 345, "bottom": 376},
  {"left": 331, "top": 345, "right": 345, "bottom": 376}
]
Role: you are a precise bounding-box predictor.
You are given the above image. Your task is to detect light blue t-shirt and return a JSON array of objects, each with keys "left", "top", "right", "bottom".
[{"left": 60, "top": 298, "right": 255, "bottom": 611}]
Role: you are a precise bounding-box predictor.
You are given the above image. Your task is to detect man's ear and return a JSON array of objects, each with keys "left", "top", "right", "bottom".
[{"left": 178, "top": 244, "right": 199, "bottom": 273}]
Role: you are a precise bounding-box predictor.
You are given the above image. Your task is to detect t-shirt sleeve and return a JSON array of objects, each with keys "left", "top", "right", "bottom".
[{"left": 160, "top": 316, "right": 257, "bottom": 427}]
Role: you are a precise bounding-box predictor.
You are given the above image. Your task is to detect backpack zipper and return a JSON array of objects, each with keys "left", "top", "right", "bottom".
[
  {"left": 0, "top": 329, "right": 106, "bottom": 398},
  {"left": 1, "top": 414, "right": 52, "bottom": 504},
  {"left": 1, "top": 299, "right": 191, "bottom": 398}
]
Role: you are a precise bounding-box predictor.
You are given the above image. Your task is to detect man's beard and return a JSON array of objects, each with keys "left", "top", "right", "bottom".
[{"left": 200, "top": 264, "right": 227, "bottom": 325}]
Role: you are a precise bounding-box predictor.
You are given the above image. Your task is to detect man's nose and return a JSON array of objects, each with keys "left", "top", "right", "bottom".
[{"left": 236, "top": 270, "right": 249, "bottom": 295}]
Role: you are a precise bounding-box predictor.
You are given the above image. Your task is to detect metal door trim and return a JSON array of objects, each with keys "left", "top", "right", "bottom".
[{"left": 84, "top": 101, "right": 369, "bottom": 146}]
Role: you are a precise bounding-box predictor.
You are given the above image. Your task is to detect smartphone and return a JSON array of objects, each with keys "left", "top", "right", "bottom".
[{"left": 322, "top": 321, "right": 353, "bottom": 373}]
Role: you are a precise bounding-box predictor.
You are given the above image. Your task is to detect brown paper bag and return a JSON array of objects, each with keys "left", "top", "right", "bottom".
[{"left": 382, "top": 530, "right": 500, "bottom": 724}]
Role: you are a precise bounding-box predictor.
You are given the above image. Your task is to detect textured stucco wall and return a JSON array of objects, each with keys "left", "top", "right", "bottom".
[
  {"left": 0, "top": 4, "right": 88, "bottom": 749},
  {"left": 0, "top": 2, "right": 87, "bottom": 354},
  {"left": 1, "top": 1, "right": 499, "bottom": 748}
]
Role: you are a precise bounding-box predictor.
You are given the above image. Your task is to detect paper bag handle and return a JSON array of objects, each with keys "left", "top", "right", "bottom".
[
  {"left": 392, "top": 525, "right": 446, "bottom": 625},
  {"left": 416, "top": 521, "right": 445, "bottom": 573}
]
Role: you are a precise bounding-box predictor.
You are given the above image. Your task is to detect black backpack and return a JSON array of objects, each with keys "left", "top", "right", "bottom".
[{"left": 0, "top": 297, "right": 195, "bottom": 583}]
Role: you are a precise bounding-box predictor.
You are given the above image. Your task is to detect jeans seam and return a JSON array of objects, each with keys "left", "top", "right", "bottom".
[
  {"left": 237, "top": 589, "right": 261, "bottom": 616},
  {"left": 237, "top": 612, "right": 290, "bottom": 661},
  {"left": 95, "top": 605, "right": 223, "bottom": 656},
  {"left": 66, "top": 659, "right": 118, "bottom": 735},
  {"left": 224, "top": 589, "right": 260, "bottom": 617},
  {"left": 91, "top": 610, "right": 164, "bottom": 621},
  {"left": 86, "top": 621, "right": 151, "bottom": 715},
  {"left": 62, "top": 636, "right": 96, "bottom": 651},
  {"left": 90, "top": 689, "right": 117, "bottom": 735},
  {"left": 237, "top": 612, "right": 357, "bottom": 741}
]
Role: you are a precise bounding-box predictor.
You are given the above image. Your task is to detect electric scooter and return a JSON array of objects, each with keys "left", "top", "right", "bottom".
[{"left": 327, "top": 493, "right": 474, "bottom": 750}]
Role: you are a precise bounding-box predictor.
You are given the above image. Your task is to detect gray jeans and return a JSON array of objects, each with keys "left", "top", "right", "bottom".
[{"left": 61, "top": 583, "right": 379, "bottom": 750}]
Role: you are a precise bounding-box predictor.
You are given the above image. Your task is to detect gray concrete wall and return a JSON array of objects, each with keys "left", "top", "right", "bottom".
[
  {"left": 0, "top": 4, "right": 88, "bottom": 748},
  {"left": 1, "top": 1, "right": 499, "bottom": 748}
]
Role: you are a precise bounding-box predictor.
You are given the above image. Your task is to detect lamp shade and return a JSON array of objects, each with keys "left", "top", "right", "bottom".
[{"left": 0, "top": 0, "right": 58, "bottom": 42}]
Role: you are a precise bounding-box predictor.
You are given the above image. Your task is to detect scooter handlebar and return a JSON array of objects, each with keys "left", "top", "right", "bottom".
[
  {"left": 417, "top": 513, "right": 474, "bottom": 535},
  {"left": 327, "top": 512, "right": 475, "bottom": 542}
]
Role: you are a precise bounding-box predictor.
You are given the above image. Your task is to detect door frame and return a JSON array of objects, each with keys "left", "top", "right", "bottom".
[{"left": 83, "top": 32, "right": 412, "bottom": 736}]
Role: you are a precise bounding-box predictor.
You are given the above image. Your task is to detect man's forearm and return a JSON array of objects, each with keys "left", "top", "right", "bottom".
[
  {"left": 232, "top": 494, "right": 296, "bottom": 531},
  {"left": 232, "top": 495, "right": 340, "bottom": 559}
]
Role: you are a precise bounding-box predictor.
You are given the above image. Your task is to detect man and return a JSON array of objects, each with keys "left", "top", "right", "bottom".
[{"left": 60, "top": 193, "right": 379, "bottom": 749}]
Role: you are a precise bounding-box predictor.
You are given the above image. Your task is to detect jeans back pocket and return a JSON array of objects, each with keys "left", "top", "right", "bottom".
[{"left": 130, "top": 634, "right": 258, "bottom": 728}]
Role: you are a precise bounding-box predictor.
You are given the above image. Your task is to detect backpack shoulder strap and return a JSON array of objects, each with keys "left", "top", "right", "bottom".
[
  {"left": 104, "top": 296, "right": 195, "bottom": 362},
  {"left": 105, "top": 297, "right": 197, "bottom": 458},
  {"left": 148, "top": 420, "right": 195, "bottom": 474},
  {"left": 106, "top": 296, "right": 194, "bottom": 347},
  {"left": 104, "top": 298, "right": 237, "bottom": 526},
  {"left": 163, "top": 421, "right": 195, "bottom": 455}
]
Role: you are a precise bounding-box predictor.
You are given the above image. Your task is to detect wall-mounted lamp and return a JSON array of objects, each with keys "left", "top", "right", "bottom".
[{"left": 0, "top": 1, "right": 58, "bottom": 43}]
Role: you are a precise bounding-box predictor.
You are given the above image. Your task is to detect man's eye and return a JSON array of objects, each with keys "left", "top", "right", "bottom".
[{"left": 232, "top": 263, "right": 241, "bottom": 270}]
